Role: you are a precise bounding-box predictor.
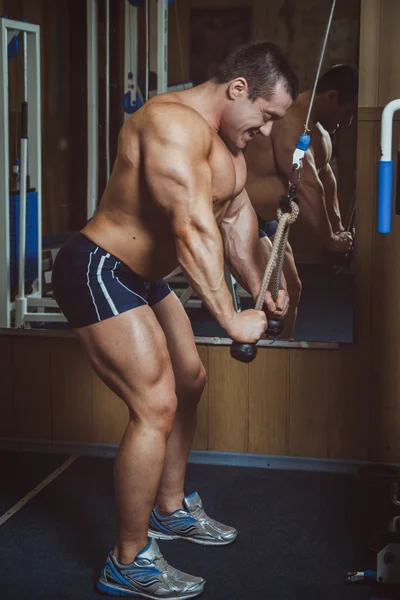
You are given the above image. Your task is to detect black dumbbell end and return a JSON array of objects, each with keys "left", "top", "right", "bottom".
[
  {"left": 230, "top": 342, "right": 257, "bottom": 363},
  {"left": 266, "top": 318, "right": 284, "bottom": 338}
]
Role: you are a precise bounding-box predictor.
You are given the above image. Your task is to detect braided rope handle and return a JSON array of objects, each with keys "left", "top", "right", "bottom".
[
  {"left": 230, "top": 200, "right": 299, "bottom": 363},
  {"left": 255, "top": 201, "right": 299, "bottom": 311}
]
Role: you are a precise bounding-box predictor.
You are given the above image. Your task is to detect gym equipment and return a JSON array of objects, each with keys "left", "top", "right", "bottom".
[
  {"left": 230, "top": 196, "right": 300, "bottom": 363},
  {"left": 87, "top": 0, "right": 98, "bottom": 219},
  {"left": 377, "top": 98, "right": 400, "bottom": 234},
  {"left": 346, "top": 466, "right": 400, "bottom": 598},
  {"left": 0, "top": 3, "right": 193, "bottom": 328},
  {"left": 0, "top": 17, "right": 65, "bottom": 327}
]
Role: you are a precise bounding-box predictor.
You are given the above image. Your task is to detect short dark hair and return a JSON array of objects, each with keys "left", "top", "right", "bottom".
[
  {"left": 316, "top": 64, "right": 358, "bottom": 104},
  {"left": 211, "top": 41, "right": 299, "bottom": 102}
]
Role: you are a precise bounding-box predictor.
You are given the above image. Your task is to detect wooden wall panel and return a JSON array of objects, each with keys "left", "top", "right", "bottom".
[
  {"left": 41, "top": 0, "right": 71, "bottom": 235},
  {"left": 358, "top": 0, "right": 400, "bottom": 107},
  {"left": 358, "top": 0, "right": 380, "bottom": 107},
  {"left": 0, "top": 337, "right": 14, "bottom": 437},
  {"left": 354, "top": 117, "right": 377, "bottom": 344},
  {"left": 370, "top": 116, "right": 400, "bottom": 462},
  {"left": 21, "top": 0, "right": 43, "bottom": 23},
  {"left": 67, "top": 0, "right": 88, "bottom": 232},
  {"left": 12, "top": 337, "right": 51, "bottom": 440},
  {"left": 50, "top": 338, "right": 92, "bottom": 442},
  {"left": 3, "top": 0, "right": 22, "bottom": 19},
  {"left": 288, "top": 350, "right": 330, "bottom": 457},
  {"left": 350, "top": 115, "right": 377, "bottom": 462},
  {"left": 378, "top": 0, "right": 400, "bottom": 106},
  {"left": 248, "top": 348, "right": 288, "bottom": 455},
  {"left": 192, "top": 345, "right": 209, "bottom": 451},
  {"left": 208, "top": 347, "right": 248, "bottom": 453},
  {"left": 328, "top": 347, "right": 369, "bottom": 460}
]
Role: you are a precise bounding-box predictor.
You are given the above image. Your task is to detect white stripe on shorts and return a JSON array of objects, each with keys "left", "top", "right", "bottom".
[
  {"left": 115, "top": 277, "right": 148, "bottom": 304},
  {"left": 97, "top": 253, "right": 119, "bottom": 316},
  {"left": 86, "top": 251, "right": 101, "bottom": 321}
]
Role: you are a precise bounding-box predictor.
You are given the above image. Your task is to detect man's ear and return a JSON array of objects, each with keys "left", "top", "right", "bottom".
[
  {"left": 326, "top": 89, "right": 339, "bottom": 103},
  {"left": 227, "top": 77, "right": 248, "bottom": 100}
]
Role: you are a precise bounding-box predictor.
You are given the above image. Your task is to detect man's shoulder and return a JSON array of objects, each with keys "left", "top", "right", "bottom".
[
  {"left": 140, "top": 96, "right": 211, "bottom": 139},
  {"left": 270, "top": 108, "right": 304, "bottom": 153}
]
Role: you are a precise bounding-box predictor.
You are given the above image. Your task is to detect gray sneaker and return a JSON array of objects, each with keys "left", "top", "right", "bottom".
[
  {"left": 148, "top": 492, "right": 238, "bottom": 546},
  {"left": 96, "top": 538, "right": 205, "bottom": 599}
]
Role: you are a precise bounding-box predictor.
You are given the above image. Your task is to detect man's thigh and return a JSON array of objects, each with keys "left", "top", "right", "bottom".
[{"left": 76, "top": 305, "right": 176, "bottom": 413}]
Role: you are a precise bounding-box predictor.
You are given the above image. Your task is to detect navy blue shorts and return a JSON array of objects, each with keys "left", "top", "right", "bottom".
[
  {"left": 52, "top": 233, "right": 172, "bottom": 329},
  {"left": 258, "top": 218, "right": 278, "bottom": 238}
]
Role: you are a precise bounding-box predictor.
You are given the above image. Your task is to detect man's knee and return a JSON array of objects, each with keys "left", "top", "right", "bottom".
[
  {"left": 194, "top": 362, "right": 207, "bottom": 396},
  {"left": 288, "top": 276, "right": 302, "bottom": 306},
  {"left": 132, "top": 389, "right": 178, "bottom": 435},
  {"left": 176, "top": 360, "right": 207, "bottom": 402}
]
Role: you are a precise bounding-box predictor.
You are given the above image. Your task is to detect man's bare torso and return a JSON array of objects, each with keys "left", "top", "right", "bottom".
[
  {"left": 82, "top": 92, "right": 246, "bottom": 281},
  {"left": 245, "top": 100, "right": 332, "bottom": 223}
]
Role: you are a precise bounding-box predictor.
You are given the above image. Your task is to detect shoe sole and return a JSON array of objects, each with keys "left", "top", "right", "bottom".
[
  {"left": 148, "top": 529, "right": 237, "bottom": 546},
  {"left": 96, "top": 578, "right": 204, "bottom": 599}
]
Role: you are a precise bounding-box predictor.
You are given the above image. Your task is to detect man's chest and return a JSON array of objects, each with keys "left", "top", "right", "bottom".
[{"left": 209, "top": 137, "right": 247, "bottom": 220}]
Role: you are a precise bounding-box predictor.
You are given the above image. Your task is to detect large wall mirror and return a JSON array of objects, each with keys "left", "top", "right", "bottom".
[{"left": 2, "top": 0, "right": 359, "bottom": 344}]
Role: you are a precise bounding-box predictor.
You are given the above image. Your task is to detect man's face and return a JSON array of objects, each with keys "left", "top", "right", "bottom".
[
  {"left": 319, "top": 90, "right": 357, "bottom": 134},
  {"left": 220, "top": 80, "right": 293, "bottom": 150}
]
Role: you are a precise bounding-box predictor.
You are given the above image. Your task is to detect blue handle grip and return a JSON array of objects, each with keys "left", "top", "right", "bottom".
[
  {"left": 296, "top": 133, "right": 311, "bottom": 151},
  {"left": 377, "top": 160, "right": 393, "bottom": 234},
  {"left": 396, "top": 151, "right": 400, "bottom": 215}
]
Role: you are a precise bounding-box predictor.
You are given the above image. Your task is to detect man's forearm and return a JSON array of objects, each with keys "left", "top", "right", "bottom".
[
  {"left": 176, "top": 225, "right": 236, "bottom": 329},
  {"left": 326, "top": 198, "right": 343, "bottom": 232},
  {"left": 224, "top": 232, "right": 272, "bottom": 302},
  {"left": 319, "top": 163, "right": 343, "bottom": 233},
  {"left": 298, "top": 181, "right": 334, "bottom": 246}
]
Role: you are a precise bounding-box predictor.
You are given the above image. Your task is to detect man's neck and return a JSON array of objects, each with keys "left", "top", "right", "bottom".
[{"left": 177, "top": 81, "right": 228, "bottom": 132}]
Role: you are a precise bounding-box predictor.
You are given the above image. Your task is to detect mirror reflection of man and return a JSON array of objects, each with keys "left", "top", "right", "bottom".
[{"left": 245, "top": 64, "right": 358, "bottom": 338}]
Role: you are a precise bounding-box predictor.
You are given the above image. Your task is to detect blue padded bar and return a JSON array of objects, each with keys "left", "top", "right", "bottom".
[{"left": 377, "top": 160, "right": 393, "bottom": 234}]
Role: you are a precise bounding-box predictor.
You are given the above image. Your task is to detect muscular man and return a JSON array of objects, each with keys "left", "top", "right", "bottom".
[
  {"left": 245, "top": 64, "right": 358, "bottom": 338},
  {"left": 52, "top": 42, "right": 297, "bottom": 599}
]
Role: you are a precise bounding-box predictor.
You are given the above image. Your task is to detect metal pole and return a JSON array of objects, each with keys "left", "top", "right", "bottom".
[
  {"left": 105, "top": 0, "right": 110, "bottom": 180},
  {"left": 16, "top": 31, "right": 28, "bottom": 326},
  {"left": 145, "top": 0, "right": 149, "bottom": 101},
  {"left": 28, "top": 22, "right": 42, "bottom": 298},
  {"left": 124, "top": 0, "right": 138, "bottom": 120},
  {"left": 0, "top": 18, "right": 10, "bottom": 326},
  {"left": 87, "top": 0, "right": 98, "bottom": 219},
  {"left": 157, "top": 0, "right": 168, "bottom": 94}
]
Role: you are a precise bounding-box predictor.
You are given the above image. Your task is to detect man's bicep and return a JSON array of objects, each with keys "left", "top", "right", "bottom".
[{"left": 220, "top": 188, "right": 258, "bottom": 230}]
